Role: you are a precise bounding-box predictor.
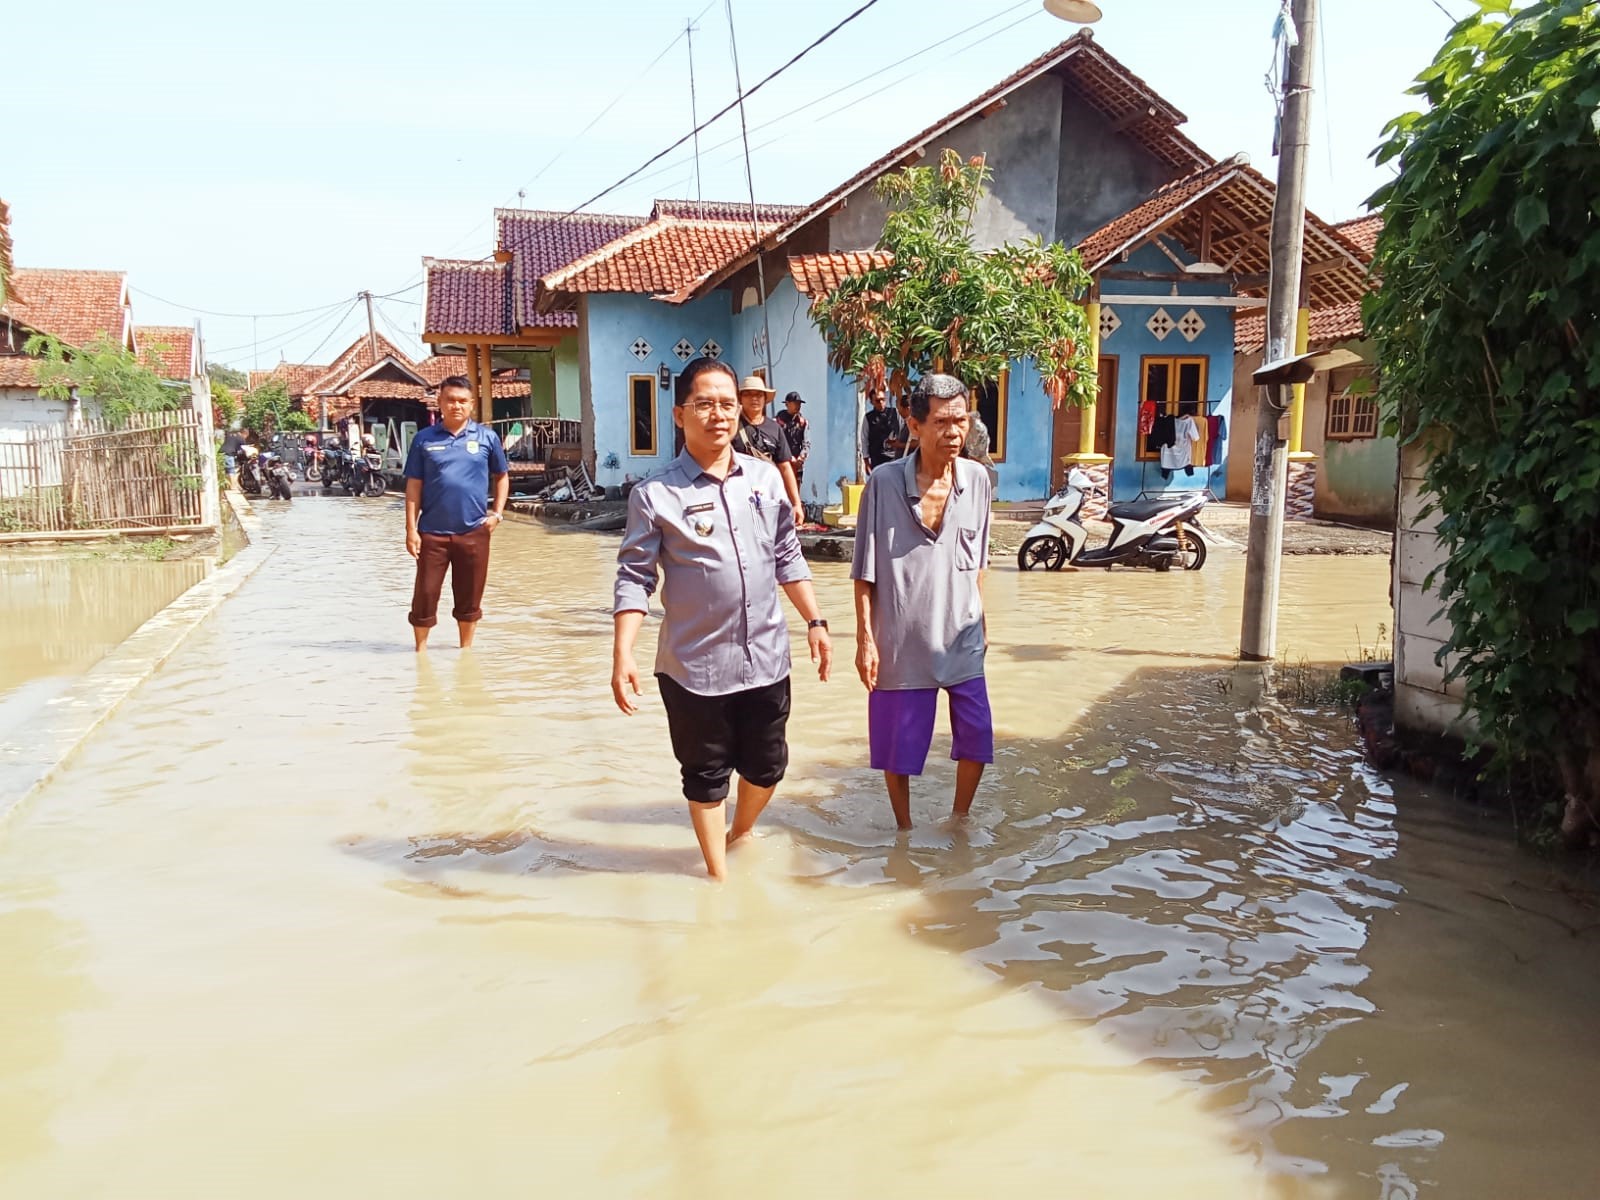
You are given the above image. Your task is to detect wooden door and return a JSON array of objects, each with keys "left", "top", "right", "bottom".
[{"left": 1051, "top": 356, "right": 1117, "bottom": 489}]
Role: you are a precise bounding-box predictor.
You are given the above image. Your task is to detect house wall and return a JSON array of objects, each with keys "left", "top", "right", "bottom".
[
  {"left": 554, "top": 333, "right": 581, "bottom": 422},
  {"left": 829, "top": 74, "right": 1067, "bottom": 251},
  {"left": 1098, "top": 249, "right": 1235, "bottom": 501},
  {"left": 1055, "top": 89, "right": 1175, "bottom": 245},
  {"left": 1394, "top": 434, "right": 1469, "bottom": 737},
  {"left": 728, "top": 276, "right": 836, "bottom": 508},
  {"left": 1227, "top": 345, "right": 1398, "bottom": 525},
  {"left": 584, "top": 291, "right": 732, "bottom": 487}
]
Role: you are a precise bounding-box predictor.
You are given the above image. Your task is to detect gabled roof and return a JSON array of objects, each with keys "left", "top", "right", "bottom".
[
  {"left": 302, "top": 333, "right": 420, "bottom": 397},
  {"left": 651, "top": 199, "right": 805, "bottom": 224},
  {"left": 495, "top": 208, "right": 650, "bottom": 329},
  {"left": 536, "top": 215, "right": 783, "bottom": 311},
  {"left": 1077, "top": 157, "right": 1372, "bottom": 309},
  {"left": 1234, "top": 300, "right": 1366, "bottom": 354},
  {"left": 423, "top": 258, "right": 512, "bottom": 338},
  {"left": 690, "top": 30, "right": 1215, "bottom": 301},
  {"left": 134, "top": 324, "right": 199, "bottom": 381},
  {"left": 249, "top": 362, "right": 328, "bottom": 396},
  {"left": 1, "top": 268, "right": 131, "bottom": 350},
  {"left": 789, "top": 250, "right": 894, "bottom": 298}
]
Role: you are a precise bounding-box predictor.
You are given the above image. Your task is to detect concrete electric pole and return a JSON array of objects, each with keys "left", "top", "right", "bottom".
[
  {"left": 361, "top": 290, "right": 379, "bottom": 364},
  {"left": 1240, "top": 0, "right": 1317, "bottom": 661}
]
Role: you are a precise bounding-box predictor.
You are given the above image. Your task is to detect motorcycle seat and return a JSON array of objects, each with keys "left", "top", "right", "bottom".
[{"left": 1107, "top": 495, "right": 1204, "bottom": 522}]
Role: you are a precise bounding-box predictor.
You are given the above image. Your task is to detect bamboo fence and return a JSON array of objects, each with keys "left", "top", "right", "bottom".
[{"left": 0, "top": 411, "right": 208, "bottom": 534}]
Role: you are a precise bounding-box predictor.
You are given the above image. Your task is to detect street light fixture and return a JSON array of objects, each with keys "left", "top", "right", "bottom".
[{"left": 1043, "top": 0, "right": 1102, "bottom": 22}]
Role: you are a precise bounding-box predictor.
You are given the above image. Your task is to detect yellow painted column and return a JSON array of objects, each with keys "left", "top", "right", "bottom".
[
  {"left": 1288, "top": 306, "right": 1311, "bottom": 454},
  {"left": 477, "top": 345, "right": 494, "bottom": 424},
  {"left": 1077, "top": 301, "right": 1101, "bottom": 455}
]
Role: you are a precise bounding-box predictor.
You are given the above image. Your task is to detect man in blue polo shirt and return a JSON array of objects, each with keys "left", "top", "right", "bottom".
[{"left": 403, "top": 376, "right": 510, "bottom": 651}]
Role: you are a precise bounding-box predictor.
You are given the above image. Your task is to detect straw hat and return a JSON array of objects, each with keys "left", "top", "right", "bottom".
[{"left": 738, "top": 375, "right": 776, "bottom": 396}]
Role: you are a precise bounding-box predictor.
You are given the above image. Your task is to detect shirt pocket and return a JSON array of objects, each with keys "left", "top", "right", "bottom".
[{"left": 954, "top": 525, "right": 983, "bottom": 571}]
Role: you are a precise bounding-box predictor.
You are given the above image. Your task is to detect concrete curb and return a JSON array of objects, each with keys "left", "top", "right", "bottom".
[{"left": 0, "top": 491, "right": 276, "bottom": 828}]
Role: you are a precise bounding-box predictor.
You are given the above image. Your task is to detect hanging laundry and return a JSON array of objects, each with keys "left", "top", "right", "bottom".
[
  {"left": 1148, "top": 412, "right": 1176, "bottom": 457},
  {"left": 1205, "top": 414, "right": 1223, "bottom": 465},
  {"left": 1139, "top": 401, "right": 1156, "bottom": 437},
  {"left": 1161, "top": 413, "right": 1200, "bottom": 471}
]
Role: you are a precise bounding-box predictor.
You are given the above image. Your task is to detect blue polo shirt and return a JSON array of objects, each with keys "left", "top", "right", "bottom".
[{"left": 404, "top": 420, "right": 509, "bottom": 535}]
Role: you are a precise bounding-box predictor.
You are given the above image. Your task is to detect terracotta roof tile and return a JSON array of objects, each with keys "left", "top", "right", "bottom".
[
  {"left": 133, "top": 324, "right": 197, "bottom": 380},
  {"left": 537, "top": 216, "right": 779, "bottom": 310},
  {"left": 0, "top": 356, "right": 40, "bottom": 387},
  {"left": 495, "top": 208, "right": 649, "bottom": 329},
  {"left": 302, "top": 333, "right": 420, "bottom": 397},
  {"left": 1234, "top": 300, "right": 1366, "bottom": 354},
  {"left": 423, "top": 258, "right": 511, "bottom": 337},
  {"left": 788, "top": 251, "right": 894, "bottom": 298},
  {"left": 1, "top": 268, "right": 130, "bottom": 349},
  {"left": 1335, "top": 214, "right": 1382, "bottom": 259},
  {"left": 651, "top": 199, "right": 806, "bottom": 224},
  {"left": 1075, "top": 155, "right": 1248, "bottom": 268},
  {"left": 417, "top": 354, "right": 529, "bottom": 398}
]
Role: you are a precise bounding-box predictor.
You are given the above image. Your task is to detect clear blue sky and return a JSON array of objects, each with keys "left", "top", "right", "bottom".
[{"left": 6, "top": 0, "right": 1463, "bottom": 371}]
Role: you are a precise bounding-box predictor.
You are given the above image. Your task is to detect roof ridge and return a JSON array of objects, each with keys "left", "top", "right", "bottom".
[
  {"left": 494, "top": 207, "right": 648, "bottom": 224},
  {"left": 539, "top": 214, "right": 678, "bottom": 290}
]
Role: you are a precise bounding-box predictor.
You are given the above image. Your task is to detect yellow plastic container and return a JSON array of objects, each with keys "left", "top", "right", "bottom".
[{"left": 841, "top": 483, "right": 864, "bottom": 515}]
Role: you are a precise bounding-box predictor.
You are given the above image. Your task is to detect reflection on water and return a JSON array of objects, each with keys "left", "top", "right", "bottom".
[{"left": 0, "top": 501, "right": 1597, "bottom": 1199}]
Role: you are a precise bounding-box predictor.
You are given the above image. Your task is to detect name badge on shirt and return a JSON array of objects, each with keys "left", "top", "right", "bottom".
[
  {"left": 466, "top": 440, "right": 480, "bottom": 455},
  {"left": 684, "top": 502, "right": 714, "bottom": 537}
]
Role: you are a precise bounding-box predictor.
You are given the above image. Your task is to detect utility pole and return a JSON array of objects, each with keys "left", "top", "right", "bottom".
[
  {"left": 686, "top": 18, "right": 703, "bottom": 201},
  {"left": 724, "top": 0, "right": 773, "bottom": 384},
  {"left": 361, "top": 290, "right": 378, "bottom": 364},
  {"left": 1240, "top": 0, "right": 1317, "bottom": 662}
]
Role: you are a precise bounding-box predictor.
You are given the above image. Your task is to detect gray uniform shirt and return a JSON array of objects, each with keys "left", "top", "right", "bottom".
[
  {"left": 850, "top": 452, "right": 992, "bottom": 690},
  {"left": 614, "top": 450, "right": 811, "bottom": 696}
]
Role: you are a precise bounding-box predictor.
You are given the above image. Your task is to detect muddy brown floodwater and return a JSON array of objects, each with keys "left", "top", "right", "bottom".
[{"left": 2, "top": 500, "right": 1598, "bottom": 1199}]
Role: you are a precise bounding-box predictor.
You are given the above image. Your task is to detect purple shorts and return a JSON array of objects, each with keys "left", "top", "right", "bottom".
[{"left": 868, "top": 677, "right": 995, "bottom": 776}]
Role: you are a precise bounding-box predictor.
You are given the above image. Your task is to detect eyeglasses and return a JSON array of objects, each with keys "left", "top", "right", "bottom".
[{"left": 685, "top": 400, "right": 741, "bottom": 417}]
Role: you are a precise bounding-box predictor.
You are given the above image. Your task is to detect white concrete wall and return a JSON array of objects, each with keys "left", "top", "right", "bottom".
[{"left": 1393, "top": 435, "right": 1471, "bottom": 737}]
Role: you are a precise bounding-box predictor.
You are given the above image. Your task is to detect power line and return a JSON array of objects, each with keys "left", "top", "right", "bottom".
[
  {"left": 130, "top": 287, "right": 354, "bottom": 320},
  {"left": 204, "top": 299, "right": 359, "bottom": 358},
  {"left": 558, "top": 0, "right": 888, "bottom": 223},
  {"left": 298, "top": 299, "right": 366, "bottom": 367}
]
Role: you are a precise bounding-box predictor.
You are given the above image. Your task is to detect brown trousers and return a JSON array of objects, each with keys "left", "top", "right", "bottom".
[{"left": 409, "top": 525, "right": 492, "bottom": 628}]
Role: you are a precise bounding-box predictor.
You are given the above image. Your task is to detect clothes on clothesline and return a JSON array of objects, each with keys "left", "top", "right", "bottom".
[
  {"left": 1139, "top": 401, "right": 1156, "bottom": 438},
  {"left": 1160, "top": 414, "right": 1200, "bottom": 471},
  {"left": 1145, "top": 412, "right": 1175, "bottom": 456}
]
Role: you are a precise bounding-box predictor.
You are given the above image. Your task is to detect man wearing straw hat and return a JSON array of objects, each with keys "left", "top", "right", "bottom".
[{"left": 733, "top": 374, "right": 804, "bottom": 525}]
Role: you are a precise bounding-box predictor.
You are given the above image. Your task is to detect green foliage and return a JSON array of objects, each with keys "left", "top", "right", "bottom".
[
  {"left": 810, "top": 150, "right": 1096, "bottom": 405},
  {"left": 210, "top": 381, "right": 239, "bottom": 428},
  {"left": 206, "top": 362, "right": 248, "bottom": 389},
  {"left": 242, "top": 378, "right": 312, "bottom": 435},
  {"left": 1366, "top": 0, "right": 1600, "bottom": 835},
  {"left": 23, "top": 332, "right": 180, "bottom": 427}
]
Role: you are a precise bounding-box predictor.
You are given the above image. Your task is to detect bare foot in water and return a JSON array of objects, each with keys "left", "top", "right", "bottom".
[{"left": 726, "top": 828, "right": 759, "bottom": 851}]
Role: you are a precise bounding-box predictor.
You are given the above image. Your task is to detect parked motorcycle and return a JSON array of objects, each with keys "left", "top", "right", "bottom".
[
  {"left": 350, "top": 450, "right": 387, "bottom": 497},
  {"left": 304, "top": 438, "right": 324, "bottom": 483},
  {"left": 260, "top": 449, "right": 294, "bottom": 501},
  {"left": 1017, "top": 468, "right": 1211, "bottom": 572},
  {"left": 321, "top": 445, "right": 351, "bottom": 493},
  {"left": 236, "top": 445, "right": 264, "bottom": 496}
]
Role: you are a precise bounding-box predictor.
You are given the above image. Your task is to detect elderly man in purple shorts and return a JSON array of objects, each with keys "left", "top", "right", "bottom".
[{"left": 851, "top": 373, "right": 994, "bottom": 830}]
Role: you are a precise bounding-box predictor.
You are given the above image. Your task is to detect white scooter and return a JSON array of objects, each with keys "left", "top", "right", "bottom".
[{"left": 1017, "top": 468, "right": 1212, "bottom": 572}]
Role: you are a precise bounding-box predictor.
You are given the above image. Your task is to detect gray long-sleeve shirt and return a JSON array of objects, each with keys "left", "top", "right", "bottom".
[{"left": 614, "top": 450, "right": 812, "bottom": 696}]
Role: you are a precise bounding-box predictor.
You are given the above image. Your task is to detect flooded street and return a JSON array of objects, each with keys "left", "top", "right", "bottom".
[{"left": 3, "top": 499, "right": 1598, "bottom": 1199}]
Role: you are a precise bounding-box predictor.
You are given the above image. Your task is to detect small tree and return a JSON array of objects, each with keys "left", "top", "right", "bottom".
[
  {"left": 207, "top": 362, "right": 248, "bottom": 390},
  {"left": 242, "top": 378, "right": 313, "bottom": 435},
  {"left": 810, "top": 150, "right": 1096, "bottom": 406},
  {"left": 1367, "top": 0, "right": 1600, "bottom": 842},
  {"left": 25, "top": 332, "right": 179, "bottom": 426},
  {"left": 210, "top": 380, "right": 239, "bottom": 429}
]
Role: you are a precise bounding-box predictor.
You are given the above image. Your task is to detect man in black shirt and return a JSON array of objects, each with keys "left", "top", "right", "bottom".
[
  {"left": 734, "top": 375, "right": 804, "bottom": 525},
  {"left": 776, "top": 390, "right": 811, "bottom": 496},
  {"left": 860, "top": 387, "right": 897, "bottom": 474}
]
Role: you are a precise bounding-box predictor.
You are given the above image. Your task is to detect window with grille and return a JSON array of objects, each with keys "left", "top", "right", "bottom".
[
  {"left": 1136, "top": 356, "right": 1208, "bottom": 462},
  {"left": 1326, "top": 368, "right": 1379, "bottom": 440}
]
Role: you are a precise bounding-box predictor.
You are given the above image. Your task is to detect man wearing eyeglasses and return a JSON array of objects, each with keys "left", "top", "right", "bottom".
[{"left": 611, "top": 356, "right": 833, "bottom": 881}]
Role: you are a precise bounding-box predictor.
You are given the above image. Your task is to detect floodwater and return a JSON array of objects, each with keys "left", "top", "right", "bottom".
[
  {"left": 2, "top": 501, "right": 1597, "bottom": 1199},
  {"left": 0, "top": 552, "right": 208, "bottom": 741}
]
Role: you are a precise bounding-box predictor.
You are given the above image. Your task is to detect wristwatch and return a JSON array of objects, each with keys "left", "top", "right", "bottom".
[{"left": 808, "top": 619, "right": 829, "bottom": 631}]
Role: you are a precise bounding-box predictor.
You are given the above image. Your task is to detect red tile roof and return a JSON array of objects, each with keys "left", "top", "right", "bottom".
[
  {"left": 1335, "top": 214, "right": 1382, "bottom": 259},
  {"left": 423, "top": 258, "right": 511, "bottom": 337},
  {"left": 417, "top": 354, "right": 529, "bottom": 398},
  {"left": 688, "top": 30, "right": 1216, "bottom": 301},
  {"left": 495, "top": 209, "right": 649, "bottom": 329},
  {"left": 788, "top": 251, "right": 894, "bottom": 298},
  {"left": 133, "top": 324, "right": 197, "bottom": 381},
  {"left": 0, "top": 356, "right": 40, "bottom": 387},
  {"left": 1234, "top": 299, "right": 1366, "bottom": 354},
  {"left": 536, "top": 216, "right": 780, "bottom": 310},
  {"left": 302, "top": 333, "right": 424, "bottom": 397},
  {"left": 1, "top": 268, "right": 130, "bottom": 350},
  {"left": 1075, "top": 155, "right": 1249, "bottom": 268},
  {"left": 250, "top": 361, "right": 332, "bottom": 397},
  {"left": 651, "top": 199, "right": 805, "bottom": 224}
]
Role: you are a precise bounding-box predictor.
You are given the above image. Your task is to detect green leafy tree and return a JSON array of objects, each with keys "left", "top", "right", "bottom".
[
  {"left": 810, "top": 150, "right": 1095, "bottom": 406},
  {"left": 207, "top": 362, "right": 248, "bottom": 389},
  {"left": 242, "top": 378, "right": 314, "bottom": 435},
  {"left": 24, "top": 332, "right": 179, "bottom": 426},
  {"left": 1366, "top": 0, "right": 1600, "bottom": 842},
  {"left": 210, "top": 380, "right": 239, "bottom": 428}
]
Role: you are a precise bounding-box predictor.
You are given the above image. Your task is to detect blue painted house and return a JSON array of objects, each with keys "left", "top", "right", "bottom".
[{"left": 431, "top": 31, "right": 1370, "bottom": 511}]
